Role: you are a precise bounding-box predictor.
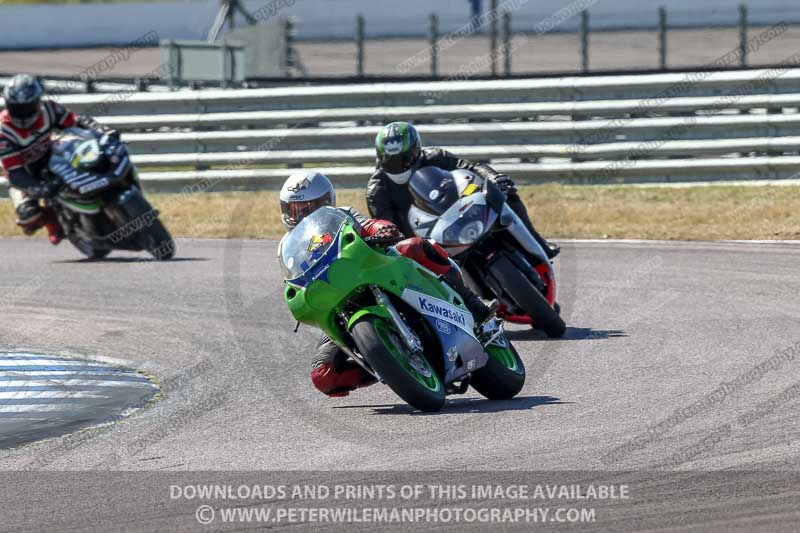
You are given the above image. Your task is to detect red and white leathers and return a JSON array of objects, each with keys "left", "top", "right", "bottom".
[{"left": 0, "top": 99, "right": 93, "bottom": 242}]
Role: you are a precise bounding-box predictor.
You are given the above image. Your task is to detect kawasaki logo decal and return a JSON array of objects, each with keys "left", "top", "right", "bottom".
[
  {"left": 417, "top": 297, "right": 466, "bottom": 326},
  {"left": 401, "top": 288, "right": 474, "bottom": 333}
]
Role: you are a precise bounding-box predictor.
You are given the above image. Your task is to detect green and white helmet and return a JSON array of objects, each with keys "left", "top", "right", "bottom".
[{"left": 375, "top": 121, "right": 422, "bottom": 184}]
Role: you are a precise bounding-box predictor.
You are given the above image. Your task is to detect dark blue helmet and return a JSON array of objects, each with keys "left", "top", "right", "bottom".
[{"left": 3, "top": 74, "right": 43, "bottom": 129}]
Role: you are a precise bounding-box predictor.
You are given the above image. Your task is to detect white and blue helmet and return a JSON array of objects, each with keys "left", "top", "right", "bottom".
[{"left": 279, "top": 170, "right": 336, "bottom": 230}]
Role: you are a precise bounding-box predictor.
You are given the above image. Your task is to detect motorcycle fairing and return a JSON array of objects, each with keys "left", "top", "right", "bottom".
[
  {"left": 282, "top": 211, "right": 488, "bottom": 385},
  {"left": 56, "top": 195, "right": 103, "bottom": 214},
  {"left": 49, "top": 136, "right": 131, "bottom": 198},
  {"left": 407, "top": 206, "right": 438, "bottom": 238},
  {"left": 400, "top": 287, "right": 487, "bottom": 383}
]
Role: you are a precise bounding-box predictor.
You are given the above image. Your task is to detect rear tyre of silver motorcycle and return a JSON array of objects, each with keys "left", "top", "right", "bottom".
[
  {"left": 490, "top": 254, "right": 566, "bottom": 338},
  {"left": 351, "top": 317, "right": 445, "bottom": 412}
]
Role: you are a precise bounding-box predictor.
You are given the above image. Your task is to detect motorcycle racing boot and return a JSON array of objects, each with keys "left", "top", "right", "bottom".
[
  {"left": 15, "top": 199, "right": 44, "bottom": 236},
  {"left": 505, "top": 193, "right": 560, "bottom": 259},
  {"left": 531, "top": 228, "right": 560, "bottom": 259},
  {"left": 16, "top": 218, "right": 42, "bottom": 236},
  {"left": 442, "top": 268, "right": 499, "bottom": 326},
  {"left": 542, "top": 240, "right": 560, "bottom": 259},
  {"left": 41, "top": 209, "right": 63, "bottom": 245}
]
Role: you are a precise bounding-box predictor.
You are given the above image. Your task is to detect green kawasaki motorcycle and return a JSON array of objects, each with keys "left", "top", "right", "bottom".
[{"left": 280, "top": 206, "right": 525, "bottom": 412}]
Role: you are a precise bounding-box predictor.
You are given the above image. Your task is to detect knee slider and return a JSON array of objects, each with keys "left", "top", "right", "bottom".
[{"left": 16, "top": 201, "right": 43, "bottom": 225}]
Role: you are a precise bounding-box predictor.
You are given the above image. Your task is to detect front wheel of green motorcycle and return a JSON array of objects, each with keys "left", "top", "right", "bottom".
[
  {"left": 67, "top": 234, "right": 111, "bottom": 260},
  {"left": 141, "top": 218, "right": 175, "bottom": 261},
  {"left": 470, "top": 342, "right": 526, "bottom": 400},
  {"left": 351, "top": 317, "right": 445, "bottom": 412}
]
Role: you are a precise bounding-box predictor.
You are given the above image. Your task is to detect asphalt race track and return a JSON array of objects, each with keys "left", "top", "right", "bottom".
[{"left": 1, "top": 237, "right": 799, "bottom": 531}]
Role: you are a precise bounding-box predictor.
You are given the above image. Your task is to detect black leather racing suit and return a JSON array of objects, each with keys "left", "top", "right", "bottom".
[{"left": 365, "top": 147, "right": 540, "bottom": 239}]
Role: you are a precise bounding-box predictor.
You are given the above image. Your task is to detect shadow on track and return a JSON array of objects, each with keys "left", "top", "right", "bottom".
[
  {"left": 51, "top": 257, "right": 210, "bottom": 264},
  {"left": 333, "top": 395, "right": 565, "bottom": 416},
  {"left": 505, "top": 326, "right": 627, "bottom": 341}
]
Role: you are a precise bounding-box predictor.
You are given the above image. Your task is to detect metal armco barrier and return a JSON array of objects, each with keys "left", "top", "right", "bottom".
[
  {"left": 41, "top": 68, "right": 800, "bottom": 114},
  {"left": 3, "top": 67, "right": 800, "bottom": 193}
]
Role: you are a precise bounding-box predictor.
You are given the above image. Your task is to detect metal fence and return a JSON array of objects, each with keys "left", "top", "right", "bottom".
[
  {"left": 3, "top": 67, "right": 800, "bottom": 193},
  {"left": 4, "top": 4, "right": 799, "bottom": 91}
]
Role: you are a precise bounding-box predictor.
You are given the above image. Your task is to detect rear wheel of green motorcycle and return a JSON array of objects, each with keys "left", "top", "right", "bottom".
[
  {"left": 351, "top": 317, "right": 445, "bottom": 412},
  {"left": 470, "top": 342, "right": 526, "bottom": 400}
]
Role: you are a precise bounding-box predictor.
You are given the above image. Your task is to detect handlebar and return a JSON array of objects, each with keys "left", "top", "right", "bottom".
[{"left": 363, "top": 234, "right": 404, "bottom": 247}]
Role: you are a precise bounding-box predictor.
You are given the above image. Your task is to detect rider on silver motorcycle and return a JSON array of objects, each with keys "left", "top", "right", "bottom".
[{"left": 366, "top": 121, "right": 559, "bottom": 259}]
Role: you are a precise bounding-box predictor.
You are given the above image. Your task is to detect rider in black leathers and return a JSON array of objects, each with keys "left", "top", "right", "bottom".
[{"left": 366, "top": 122, "right": 559, "bottom": 258}]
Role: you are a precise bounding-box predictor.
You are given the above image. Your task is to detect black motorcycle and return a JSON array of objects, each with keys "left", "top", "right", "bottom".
[{"left": 45, "top": 130, "right": 174, "bottom": 260}]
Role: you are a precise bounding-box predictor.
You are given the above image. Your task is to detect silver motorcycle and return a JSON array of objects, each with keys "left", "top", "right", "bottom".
[{"left": 406, "top": 166, "right": 565, "bottom": 337}]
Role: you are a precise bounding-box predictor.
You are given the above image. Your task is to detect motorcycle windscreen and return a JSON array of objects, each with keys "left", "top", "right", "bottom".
[
  {"left": 440, "top": 202, "right": 489, "bottom": 246},
  {"left": 408, "top": 166, "right": 460, "bottom": 216},
  {"left": 279, "top": 206, "right": 347, "bottom": 280}
]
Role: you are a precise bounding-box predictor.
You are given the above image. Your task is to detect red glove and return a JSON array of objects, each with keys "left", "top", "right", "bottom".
[
  {"left": 360, "top": 219, "right": 401, "bottom": 239},
  {"left": 374, "top": 224, "right": 401, "bottom": 241}
]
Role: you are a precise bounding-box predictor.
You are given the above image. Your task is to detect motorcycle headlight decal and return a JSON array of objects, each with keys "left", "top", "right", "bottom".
[
  {"left": 458, "top": 220, "right": 485, "bottom": 245},
  {"left": 442, "top": 204, "right": 487, "bottom": 244},
  {"left": 71, "top": 139, "right": 102, "bottom": 170}
]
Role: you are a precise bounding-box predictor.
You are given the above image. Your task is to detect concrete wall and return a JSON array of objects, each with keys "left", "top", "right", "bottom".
[
  {"left": 0, "top": 0, "right": 218, "bottom": 49},
  {"left": 2, "top": 0, "right": 800, "bottom": 49}
]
